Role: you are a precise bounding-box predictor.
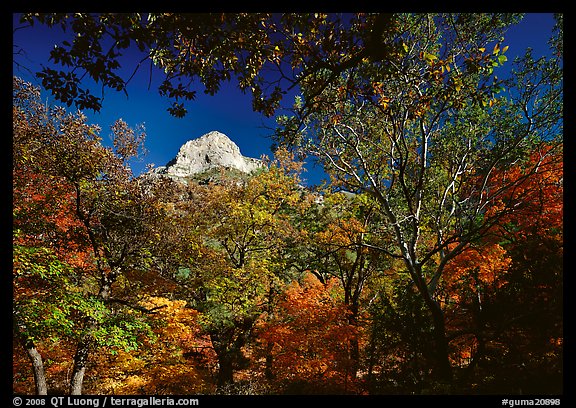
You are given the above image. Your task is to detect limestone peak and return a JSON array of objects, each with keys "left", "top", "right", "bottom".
[{"left": 152, "top": 131, "right": 262, "bottom": 179}]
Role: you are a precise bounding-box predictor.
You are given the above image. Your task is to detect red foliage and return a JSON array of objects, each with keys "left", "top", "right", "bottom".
[{"left": 13, "top": 167, "right": 94, "bottom": 272}]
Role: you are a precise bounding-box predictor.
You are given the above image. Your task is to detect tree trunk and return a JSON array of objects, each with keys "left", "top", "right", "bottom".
[
  {"left": 210, "top": 317, "right": 255, "bottom": 388},
  {"left": 264, "top": 341, "right": 275, "bottom": 380},
  {"left": 210, "top": 330, "right": 236, "bottom": 388},
  {"left": 349, "top": 338, "right": 360, "bottom": 377},
  {"left": 68, "top": 280, "right": 113, "bottom": 395},
  {"left": 216, "top": 353, "right": 235, "bottom": 387},
  {"left": 264, "top": 286, "right": 276, "bottom": 380},
  {"left": 25, "top": 343, "right": 48, "bottom": 395},
  {"left": 412, "top": 264, "right": 453, "bottom": 383},
  {"left": 348, "top": 301, "right": 360, "bottom": 378},
  {"left": 69, "top": 336, "right": 91, "bottom": 395},
  {"left": 428, "top": 299, "right": 453, "bottom": 382},
  {"left": 14, "top": 320, "right": 48, "bottom": 395},
  {"left": 366, "top": 329, "right": 378, "bottom": 393}
]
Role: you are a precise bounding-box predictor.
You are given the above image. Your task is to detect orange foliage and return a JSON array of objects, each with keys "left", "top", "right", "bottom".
[
  {"left": 315, "top": 217, "right": 367, "bottom": 247},
  {"left": 257, "top": 273, "right": 361, "bottom": 393},
  {"left": 442, "top": 145, "right": 562, "bottom": 370},
  {"left": 442, "top": 144, "right": 562, "bottom": 305},
  {"left": 443, "top": 242, "right": 511, "bottom": 302},
  {"left": 487, "top": 145, "right": 563, "bottom": 239}
]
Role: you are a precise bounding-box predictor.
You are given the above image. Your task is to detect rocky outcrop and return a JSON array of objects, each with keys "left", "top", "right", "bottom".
[{"left": 151, "top": 131, "right": 263, "bottom": 181}]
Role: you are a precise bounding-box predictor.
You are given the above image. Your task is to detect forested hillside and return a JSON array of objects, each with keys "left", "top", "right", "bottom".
[{"left": 13, "top": 13, "right": 562, "bottom": 396}]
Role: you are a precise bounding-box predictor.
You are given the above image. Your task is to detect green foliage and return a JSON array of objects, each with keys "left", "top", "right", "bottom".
[
  {"left": 14, "top": 243, "right": 84, "bottom": 343},
  {"left": 197, "top": 264, "right": 268, "bottom": 331},
  {"left": 91, "top": 312, "right": 155, "bottom": 354}
]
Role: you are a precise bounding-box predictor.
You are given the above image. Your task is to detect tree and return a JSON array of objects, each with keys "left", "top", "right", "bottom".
[
  {"left": 18, "top": 13, "right": 443, "bottom": 119},
  {"left": 13, "top": 77, "right": 164, "bottom": 395},
  {"left": 296, "top": 191, "right": 389, "bottom": 378},
  {"left": 13, "top": 77, "right": 97, "bottom": 394},
  {"left": 13, "top": 244, "right": 77, "bottom": 395},
  {"left": 440, "top": 145, "right": 563, "bottom": 393},
  {"left": 365, "top": 269, "right": 439, "bottom": 393},
  {"left": 273, "top": 13, "right": 562, "bottom": 384},
  {"left": 85, "top": 296, "right": 214, "bottom": 395},
  {"left": 156, "top": 152, "right": 311, "bottom": 388}
]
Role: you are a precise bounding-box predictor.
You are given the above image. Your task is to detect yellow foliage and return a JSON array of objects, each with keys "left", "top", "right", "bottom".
[{"left": 79, "top": 296, "right": 215, "bottom": 395}]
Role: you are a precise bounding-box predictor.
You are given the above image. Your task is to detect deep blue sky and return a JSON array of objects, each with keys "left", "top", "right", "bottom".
[{"left": 12, "top": 13, "right": 558, "bottom": 186}]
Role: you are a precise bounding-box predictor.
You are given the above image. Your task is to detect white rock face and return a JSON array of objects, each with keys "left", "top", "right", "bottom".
[{"left": 154, "top": 131, "right": 262, "bottom": 178}]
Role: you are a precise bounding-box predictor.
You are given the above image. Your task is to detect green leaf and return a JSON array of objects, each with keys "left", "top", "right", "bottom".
[{"left": 498, "top": 54, "right": 508, "bottom": 65}]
